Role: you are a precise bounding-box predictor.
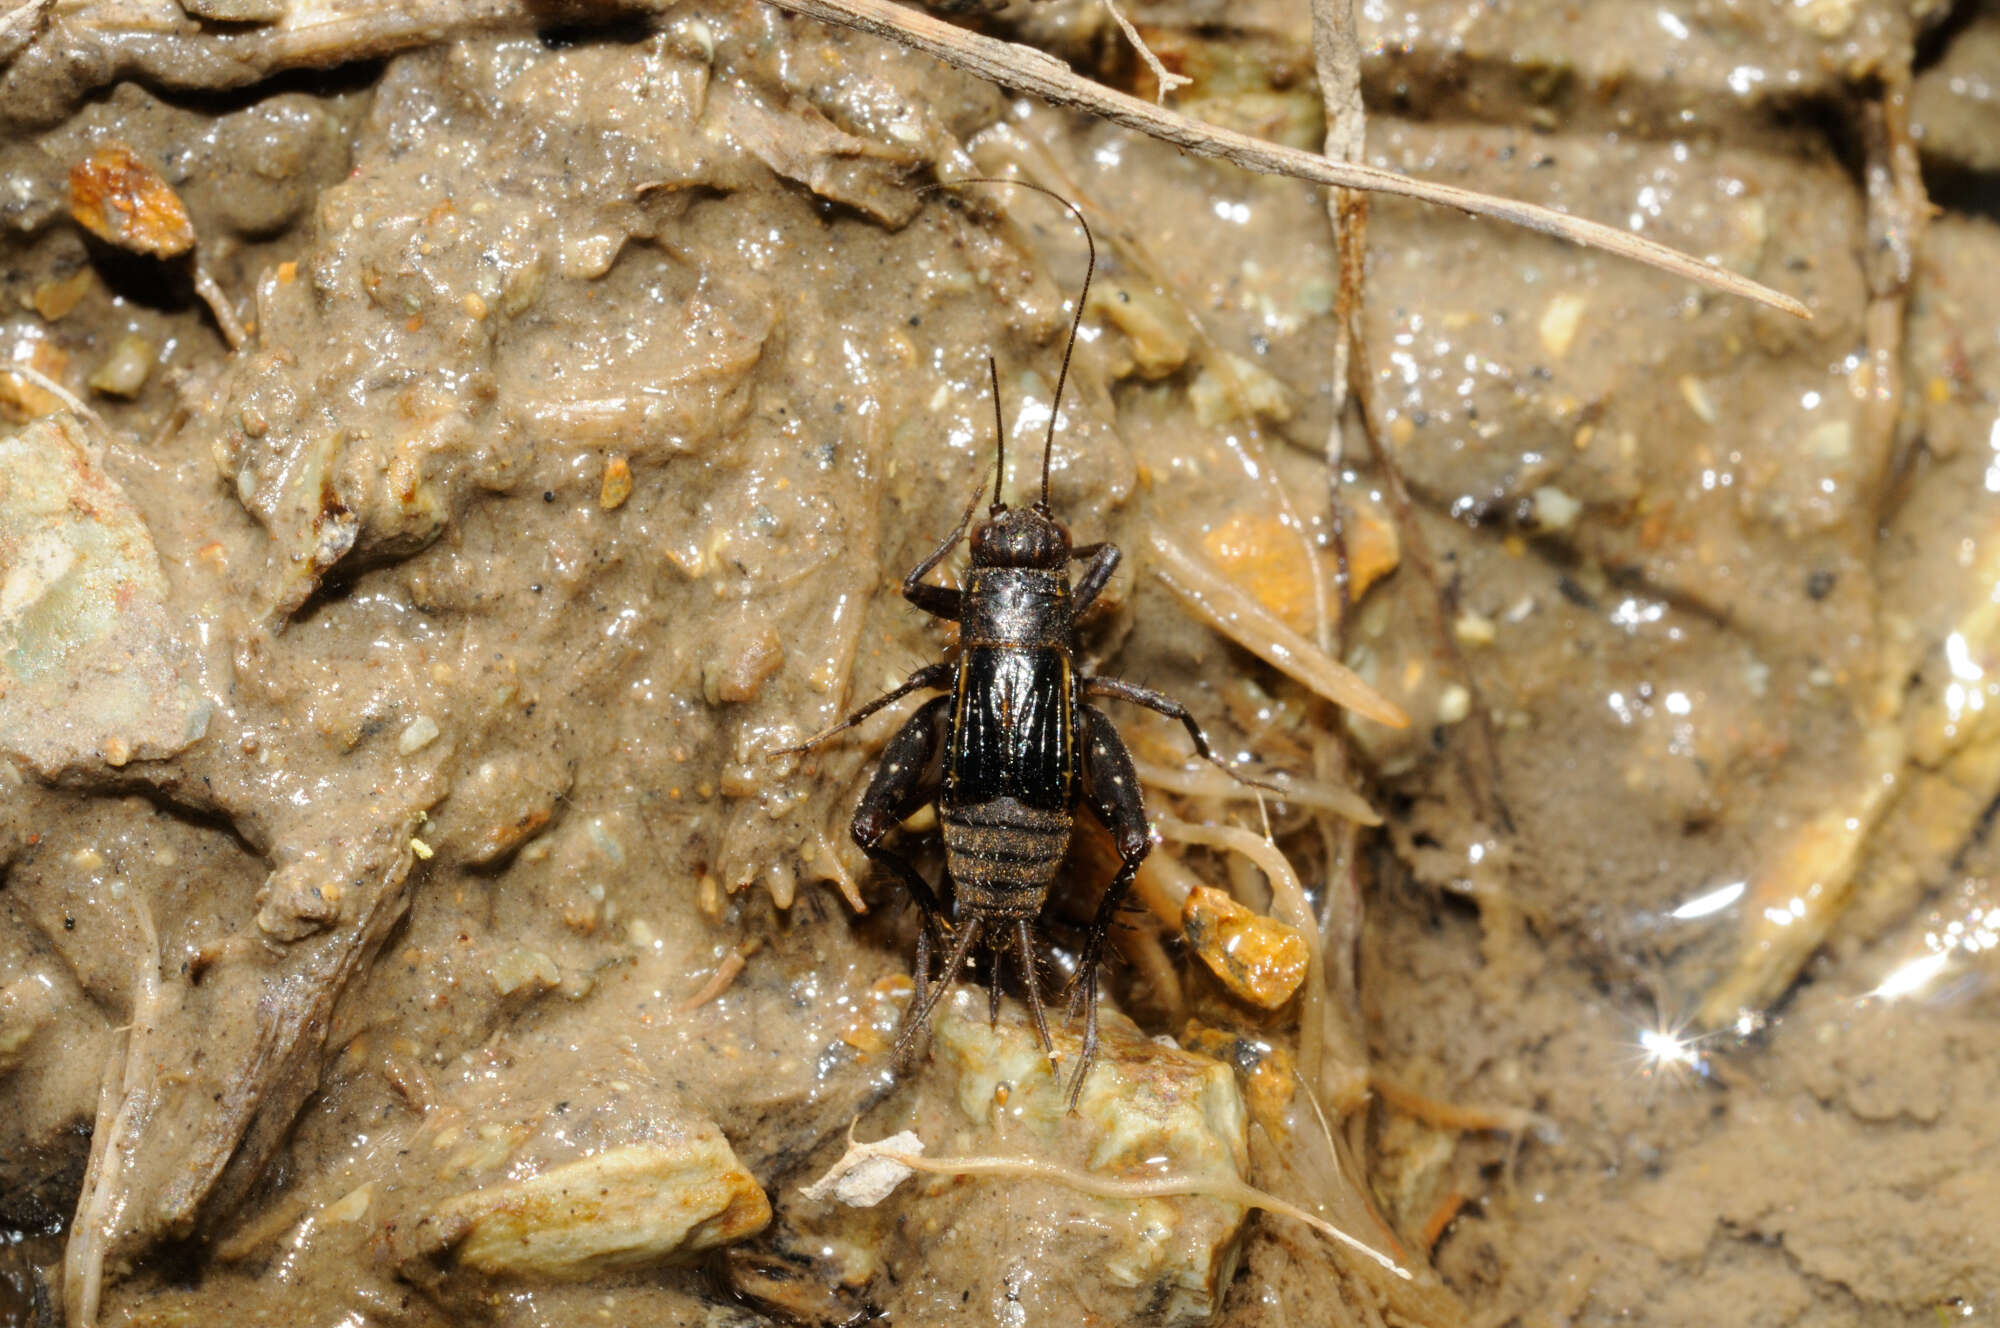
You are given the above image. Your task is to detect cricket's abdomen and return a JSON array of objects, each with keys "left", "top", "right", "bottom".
[{"left": 940, "top": 797, "right": 1072, "bottom": 917}]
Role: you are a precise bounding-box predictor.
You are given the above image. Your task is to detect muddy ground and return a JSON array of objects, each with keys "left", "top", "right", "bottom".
[{"left": 1, "top": 0, "right": 1997, "bottom": 1324}]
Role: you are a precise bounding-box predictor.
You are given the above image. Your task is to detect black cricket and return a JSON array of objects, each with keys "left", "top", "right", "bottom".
[{"left": 799, "top": 183, "right": 1259, "bottom": 1104}]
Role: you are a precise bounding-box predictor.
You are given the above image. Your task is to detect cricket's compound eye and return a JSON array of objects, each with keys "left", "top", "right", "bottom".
[{"left": 969, "top": 507, "right": 1071, "bottom": 569}]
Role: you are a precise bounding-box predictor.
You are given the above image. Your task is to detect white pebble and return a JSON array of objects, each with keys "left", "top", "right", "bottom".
[
  {"left": 1537, "top": 292, "right": 1588, "bottom": 360},
  {"left": 1437, "top": 684, "right": 1472, "bottom": 725},
  {"left": 399, "top": 714, "right": 440, "bottom": 754},
  {"left": 1453, "top": 612, "right": 1497, "bottom": 647},
  {"left": 1532, "top": 486, "right": 1582, "bottom": 532}
]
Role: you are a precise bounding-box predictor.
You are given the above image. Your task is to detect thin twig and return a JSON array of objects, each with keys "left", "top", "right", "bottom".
[
  {"left": 1307, "top": 0, "right": 1377, "bottom": 1075},
  {"left": 1310, "top": 0, "right": 1368, "bottom": 452},
  {"left": 1370, "top": 1074, "right": 1552, "bottom": 1137},
  {"left": 1101, "top": 0, "right": 1188, "bottom": 103},
  {"left": 761, "top": 0, "right": 1809, "bottom": 318},
  {"left": 1310, "top": 0, "right": 1369, "bottom": 651},
  {"left": 1133, "top": 756, "right": 1381, "bottom": 825}
]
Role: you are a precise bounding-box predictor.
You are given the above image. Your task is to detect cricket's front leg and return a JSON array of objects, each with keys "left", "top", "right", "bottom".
[{"left": 901, "top": 485, "right": 985, "bottom": 620}]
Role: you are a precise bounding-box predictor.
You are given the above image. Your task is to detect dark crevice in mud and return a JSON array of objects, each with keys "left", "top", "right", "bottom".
[
  {"left": 284, "top": 557, "right": 374, "bottom": 627},
  {"left": 136, "top": 60, "right": 387, "bottom": 119},
  {"left": 1770, "top": 92, "right": 1873, "bottom": 197},
  {"left": 1927, "top": 168, "right": 2000, "bottom": 224},
  {"left": 536, "top": 12, "right": 661, "bottom": 49},
  {"left": 0, "top": 1245, "right": 60, "bottom": 1328},
  {"left": 76, "top": 237, "right": 201, "bottom": 318},
  {"left": 0, "top": 1129, "right": 88, "bottom": 1234},
  {"left": 133, "top": 790, "right": 266, "bottom": 868},
  {"left": 1914, "top": 0, "right": 1990, "bottom": 72}
]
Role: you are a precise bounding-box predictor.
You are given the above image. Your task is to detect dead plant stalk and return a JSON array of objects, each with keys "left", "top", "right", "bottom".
[{"left": 760, "top": 0, "right": 1809, "bottom": 318}]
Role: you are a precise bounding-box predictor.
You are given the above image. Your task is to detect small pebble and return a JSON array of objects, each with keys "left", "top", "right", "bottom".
[
  {"left": 1678, "top": 375, "right": 1718, "bottom": 426},
  {"left": 1437, "top": 683, "right": 1472, "bottom": 725},
  {"left": 1181, "top": 885, "right": 1310, "bottom": 1010},
  {"left": 600, "top": 455, "right": 633, "bottom": 510},
  {"left": 1537, "top": 292, "right": 1588, "bottom": 359},
  {"left": 1532, "top": 486, "right": 1582, "bottom": 532},
  {"left": 399, "top": 714, "right": 440, "bottom": 754},
  {"left": 32, "top": 269, "right": 93, "bottom": 321},
  {"left": 87, "top": 334, "right": 156, "bottom": 397},
  {"left": 1453, "top": 611, "right": 1497, "bottom": 647}
]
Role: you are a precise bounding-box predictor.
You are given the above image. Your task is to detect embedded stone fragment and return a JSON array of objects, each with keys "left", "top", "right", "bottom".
[
  {"left": 177, "top": 0, "right": 287, "bottom": 21},
  {"left": 66, "top": 144, "right": 196, "bottom": 258},
  {"left": 1181, "top": 884, "right": 1311, "bottom": 1010},
  {"left": 1198, "top": 498, "right": 1399, "bottom": 637},
  {"left": 87, "top": 333, "right": 156, "bottom": 397},
  {"left": 599, "top": 454, "right": 633, "bottom": 509},
  {"left": 0, "top": 970, "right": 58, "bottom": 1074},
  {"left": 930, "top": 993, "right": 1250, "bottom": 1326},
  {"left": 436, "top": 1137, "right": 770, "bottom": 1278},
  {"left": 0, "top": 412, "right": 209, "bottom": 777},
  {"left": 391, "top": 1047, "right": 771, "bottom": 1283},
  {"left": 1091, "top": 279, "right": 1193, "bottom": 379},
  {"left": 1180, "top": 1021, "right": 1298, "bottom": 1142}
]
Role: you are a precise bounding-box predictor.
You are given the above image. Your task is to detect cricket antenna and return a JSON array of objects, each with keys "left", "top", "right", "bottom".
[
  {"left": 987, "top": 354, "right": 1006, "bottom": 514},
  {"left": 1035, "top": 191, "right": 1093, "bottom": 513},
  {"left": 919, "top": 177, "right": 1096, "bottom": 514}
]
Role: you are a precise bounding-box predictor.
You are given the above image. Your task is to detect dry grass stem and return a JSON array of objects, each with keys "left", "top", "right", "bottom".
[
  {"left": 1147, "top": 526, "right": 1407, "bottom": 728},
  {"left": 66, "top": 897, "right": 167, "bottom": 1328},
  {"left": 1134, "top": 755, "right": 1381, "bottom": 825},
  {"left": 1371, "top": 1074, "right": 1552, "bottom": 1137},
  {"left": 1133, "top": 850, "right": 1203, "bottom": 925},
  {"left": 763, "top": 0, "right": 1809, "bottom": 318},
  {"left": 807, "top": 1131, "right": 1413, "bottom": 1279},
  {"left": 1420, "top": 1191, "right": 1468, "bottom": 1251},
  {"left": 1309, "top": 0, "right": 1367, "bottom": 469}
]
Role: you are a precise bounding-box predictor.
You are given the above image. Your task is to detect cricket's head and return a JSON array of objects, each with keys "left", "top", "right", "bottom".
[
  {"left": 934, "top": 180, "right": 1096, "bottom": 573},
  {"left": 970, "top": 504, "right": 1070, "bottom": 570}
]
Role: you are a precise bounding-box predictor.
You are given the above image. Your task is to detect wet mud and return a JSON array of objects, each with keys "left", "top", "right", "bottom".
[{"left": 1, "top": 0, "right": 1997, "bottom": 1325}]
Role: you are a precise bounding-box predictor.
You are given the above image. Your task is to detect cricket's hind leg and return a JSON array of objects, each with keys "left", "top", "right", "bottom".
[
  {"left": 1015, "top": 918, "right": 1060, "bottom": 1080},
  {"left": 1066, "top": 703, "right": 1153, "bottom": 1107},
  {"left": 893, "top": 916, "right": 983, "bottom": 1069}
]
